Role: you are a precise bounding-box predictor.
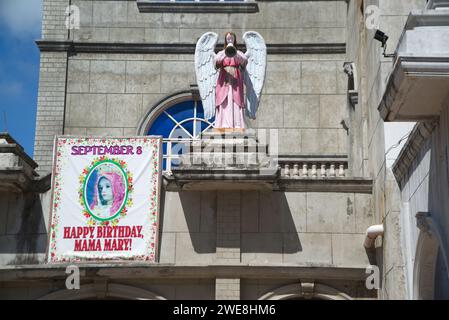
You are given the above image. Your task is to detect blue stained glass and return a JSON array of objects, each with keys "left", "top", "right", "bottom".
[
  {"left": 181, "top": 121, "right": 194, "bottom": 136},
  {"left": 148, "top": 112, "right": 173, "bottom": 138},
  {"left": 147, "top": 99, "right": 215, "bottom": 170},
  {"left": 200, "top": 120, "right": 212, "bottom": 131},
  {"left": 165, "top": 101, "right": 195, "bottom": 122},
  {"left": 170, "top": 126, "right": 191, "bottom": 140}
]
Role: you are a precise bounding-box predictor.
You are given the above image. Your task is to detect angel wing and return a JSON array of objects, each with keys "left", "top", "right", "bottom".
[
  {"left": 243, "top": 31, "right": 267, "bottom": 120},
  {"left": 195, "top": 32, "right": 219, "bottom": 121}
]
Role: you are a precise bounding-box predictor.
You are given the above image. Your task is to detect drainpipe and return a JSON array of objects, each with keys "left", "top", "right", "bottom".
[{"left": 364, "top": 224, "right": 384, "bottom": 249}]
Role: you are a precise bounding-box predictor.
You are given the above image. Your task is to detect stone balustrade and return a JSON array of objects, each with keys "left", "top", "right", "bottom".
[{"left": 277, "top": 157, "right": 348, "bottom": 178}]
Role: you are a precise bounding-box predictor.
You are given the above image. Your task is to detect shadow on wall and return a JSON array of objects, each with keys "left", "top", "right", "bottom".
[
  {"left": 0, "top": 191, "right": 48, "bottom": 265},
  {"left": 159, "top": 190, "right": 302, "bottom": 254}
]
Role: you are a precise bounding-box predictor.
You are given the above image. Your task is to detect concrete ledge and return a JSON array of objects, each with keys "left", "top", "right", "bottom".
[
  {"left": 36, "top": 40, "right": 346, "bottom": 55},
  {"left": 168, "top": 169, "right": 280, "bottom": 190},
  {"left": 275, "top": 154, "right": 348, "bottom": 163},
  {"left": 0, "top": 133, "right": 51, "bottom": 193},
  {"left": 405, "top": 10, "right": 449, "bottom": 29},
  {"left": 277, "top": 177, "right": 373, "bottom": 194},
  {"left": 0, "top": 133, "right": 37, "bottom": 169},
  {"left": 0, "top": 264, "right": 368, "bottom": 282},
  {"left": 164, "top": 171, "right": 372, "bottom": 193},
  {"left": 378, "top": 56, "right": 449, "bottom": 121},
  {"left": 137, "top": 0, "right": 259, "bottom": 13}
]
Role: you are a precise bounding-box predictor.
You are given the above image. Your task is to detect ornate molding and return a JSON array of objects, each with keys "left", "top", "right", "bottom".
[
  {"left": 258, "top": 282, "right": 352, "bottom": 300},
  {"left": 164, "top": 172, "right": 372, "bottom": 193},
  {"left": 36, "top": 40, "right": 345, "bottom": 55},
  {"left": 277, "top": 177, "right": 372, "bottom": 194},
  {"left": 392, "top": 121, "right": 437, "bottom": 188},
  {"left": 278, "top": 154, "right": 348, "bottom": 179},
  {"left": 39, "top": 283, "right": 167, "bottom": 300},
  {"left": 378, "top": 56, "right": 449, "bottom": 122}
]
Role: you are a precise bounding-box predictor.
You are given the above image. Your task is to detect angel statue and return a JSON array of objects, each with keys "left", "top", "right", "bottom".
[{"left": 195, "top": 31, "right": 267, "bottom": 130}]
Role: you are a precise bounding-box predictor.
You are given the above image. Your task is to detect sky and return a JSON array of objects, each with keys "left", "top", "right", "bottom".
[{"left": 0, "top": 0, "right": 43, "bottom": 156}]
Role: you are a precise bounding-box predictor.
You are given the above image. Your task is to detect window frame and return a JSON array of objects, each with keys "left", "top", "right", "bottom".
[
  {"left": 136, "top": 0, "right": 259, "bottom": 14},
  {"left": 138, "top": 90, "right": 215, "bottom": 173}
]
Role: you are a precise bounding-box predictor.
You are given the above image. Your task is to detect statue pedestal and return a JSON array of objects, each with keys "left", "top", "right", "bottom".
[{"left": 171, "top": 129, "right": 279, "bottom": 190}]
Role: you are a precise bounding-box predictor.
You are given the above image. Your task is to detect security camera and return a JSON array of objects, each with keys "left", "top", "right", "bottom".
[
  {"left": 374, "top": 30, "right": 389, "bottom": 47},
  {"left": 374, "top": 29, "right": 394, "bottom": 58}
]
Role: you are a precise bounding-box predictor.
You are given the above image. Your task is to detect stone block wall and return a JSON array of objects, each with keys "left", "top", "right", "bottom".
[
  {"left": 34, "top": 0, "right": 351, "bottom": 171},
  {"left": 64, "top": 52, "right": 349, "bottom": 155},
  {"left": 0, "top": 191, "right": 50, "bottom": 266},
  {"left": 70, "top": 1, "right": 347, "bottom": 44},
  {"left": 158, "top": 190, "right": 373, "bottom": 269}
]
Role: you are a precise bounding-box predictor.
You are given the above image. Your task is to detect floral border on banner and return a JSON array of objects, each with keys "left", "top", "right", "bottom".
[{"left": 48, "top": 137, "right": 161, "bottom": 263}]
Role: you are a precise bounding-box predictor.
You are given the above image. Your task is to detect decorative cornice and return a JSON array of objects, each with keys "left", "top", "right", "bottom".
[
  {"left": 136, "top": 0, "right": 259, "bottom": 13},
  {"left": 36, "top": 40, "right": 346, "bottom": 55},
  {"left": 276, "top": 177, "right": 372, "bottom": 194},
  {"left": 426, "top": 0, "right": 449, "bottom": 9},
  {"left": 0, "top": 264, "right": 368, "bottom": 282},
  {"left": 164, "top": 171, "right": 372, "bottom": 193},
  {"left": 392, "top": 121, "right": 437, "bottom": 188},
  {"left": 378, "top": 56, "right": 449, "bottom": 122}
]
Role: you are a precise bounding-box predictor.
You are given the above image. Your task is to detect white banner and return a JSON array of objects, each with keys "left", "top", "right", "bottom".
[{"left": 47, "top": 136, "right": 162, "bottom": 263}]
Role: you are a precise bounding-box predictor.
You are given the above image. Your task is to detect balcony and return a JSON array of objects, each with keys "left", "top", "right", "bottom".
[
  {"left": 162, "top": 130, "right": 371, "bottom": 193},
  {"left": 378, "top": 2, "right": 449, "bottom": 122}
]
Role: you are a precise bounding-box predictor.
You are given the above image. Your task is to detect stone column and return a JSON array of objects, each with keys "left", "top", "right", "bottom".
[
  {"left": 216, "top": 191, "right": 241, "bottom": 263},
  {"left": 34, "top": 0, "right": 70, "bottom": 174},
  {"left": 34, "top": 51, "right": 68, "bottom": 174},
  {"left": 215, "top": 191, "right": 241, "bottom": 300}
]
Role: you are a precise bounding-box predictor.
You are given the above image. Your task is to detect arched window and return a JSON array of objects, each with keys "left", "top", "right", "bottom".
[{"left": 146, "top": 99, "right": 215, "bottom": 172}]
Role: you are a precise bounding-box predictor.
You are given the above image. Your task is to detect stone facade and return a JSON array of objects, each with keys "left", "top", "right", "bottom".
[
  {"left": 1, "top": 0, "right": 443, "bottom": 300},
  {"left": 346, "top": 0, "right": 431, "bottom": 299},
  {"left": 385, "top": 0, "right": 449, "bottom": 299}
]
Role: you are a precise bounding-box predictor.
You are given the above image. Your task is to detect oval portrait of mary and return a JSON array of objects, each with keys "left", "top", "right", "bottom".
[{"left": 83, "top": 161, "right": 128, "bottom": 221}]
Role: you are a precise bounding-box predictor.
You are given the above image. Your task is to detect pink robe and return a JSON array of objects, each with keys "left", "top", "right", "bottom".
[{"left": 214, "top": 50, "right": 248, "bottom": 129}]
